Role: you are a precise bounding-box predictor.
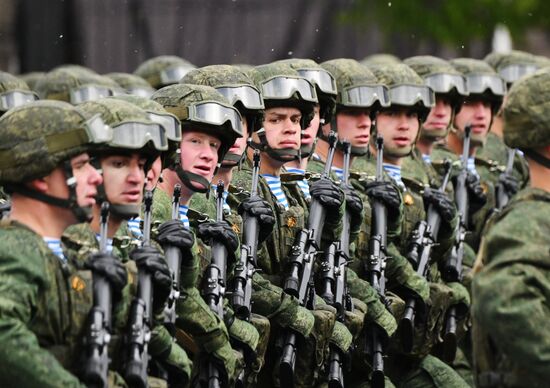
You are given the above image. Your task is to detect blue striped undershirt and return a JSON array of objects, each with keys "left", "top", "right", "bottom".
[
  {"left": 466, "top": 157, "right": 479, "bottom": 177},
  {"left": 262, "top": 174, "right": 289, "bottom": 210},
  {"left": 422, "top": 154, "right": 432, "bottom": 164},
  {"left": 43, "top": 237, "right": 66, "bottom": 262},
  {"left": 95, "top": 235, "right": 114, "bottom": 253},
  {"left": 383, "top": 163, "right": 406, "bottom": 189},
  {"left": 285, "top": 167, "right": 311, "bottom": 200},
  {"left": 331, "top": 167, "right": 344, "bottom": 182},
  {"left": 179, "top": 205, "right": 190, "bottom": 229},
  {"left": 127, "top": 218, "right": 143, "bottom": 239}
]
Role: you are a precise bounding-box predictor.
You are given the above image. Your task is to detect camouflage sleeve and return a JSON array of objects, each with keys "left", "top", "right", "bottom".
[{"left": 0, "top": 239, "right": 85, "bottom": 387}]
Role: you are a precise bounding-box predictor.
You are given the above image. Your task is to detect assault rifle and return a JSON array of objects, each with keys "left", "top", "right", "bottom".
[
  {"left": 320, "top": 140, "right": 354, "bottom": 388},
  {"left": 82, "top": 202, "right": 113, "bottom": 388},
  {"left": 364, "top": 137, "right": 388, "bottom": 388},
  {"left": 230, "top": 150, "right": 261, "bottom": 320},
  {"left": 441, "top": 126, "right": 471, "bottom": 362},
  {"left": 398, "top": 160, "right": 453, "bottom": 352},
  {"left": 163, "top": 184, "right": 182, "bottom": 333},
  {"left": 495, "top": 148, "right": 516, "bottom": 210},
  {"left": 125, "top": 190, "right": 154, "bottom": 388},
  {"left": 278, "top": 131, "right": 338, "bottom": 388}
]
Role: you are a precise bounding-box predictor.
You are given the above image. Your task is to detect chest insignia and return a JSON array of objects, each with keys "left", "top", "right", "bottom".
[{"left": 70, "top": 275, "right": 86, "bottom": 292}]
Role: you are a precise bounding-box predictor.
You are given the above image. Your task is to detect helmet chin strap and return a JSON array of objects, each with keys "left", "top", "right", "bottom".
[
  {"left": 523, "top": 148, "right": 550, "bottom": 170},
  {"left": 8, "top": 160, "right": 93, "bottom": 223},
  {"left": 249, "top": 127, "right": 301, "bottom": 162},
  {"left": 220, "top": 152, "right": 244, "bottom": 169},
  {"left": 173, "top": 154, "right": 211, "bottom": 194}
]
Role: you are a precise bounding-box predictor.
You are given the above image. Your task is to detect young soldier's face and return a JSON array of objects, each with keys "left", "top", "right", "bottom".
[
  {"left": 301, "top": 105, "right": 320, "bottom": 149},
  {"left": 375, "top": 107, "right": 419, "bottom": 155},
  {"left": 226, "top": 118, "right": 249, "bottom": 160},
  {"left": 423, "top": 96, "right": 452, "bottom": 132},
  {"left": 261, "top": 107, "right": 301, "bottom": 151},
  {"left": 454, "top": 97, "right": 492, "bottom": 141},
  {"left": 146, "top": 156, "right": 162, "bottom": 190},
  {"left": 335, "top": 107, "right": 371, "bottom": 147},
  {"left": 179, "top": 131, "right": 221, "bottom": 188},
  {"left": 102, "top": 153, "right": 147, "bottom": 205},
  {"left": 46, "top": 153, "right": 103, "bottom": 209}
]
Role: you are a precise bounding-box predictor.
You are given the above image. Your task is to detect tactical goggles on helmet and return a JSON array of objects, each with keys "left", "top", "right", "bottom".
[
  {"left": 498, "top": 64, "right": 539, "bottom": 84},
  {"left": 70, "top": 85, "right": 117, "bottom": 104},
  {"left": 183, "top": 102, "right": 244, "bottom": 136},
  {"left": 160, "top": 66, "right": 192, "bottom": 85},
  {"left": 216, "top": 85, "right": 264, "bottom": 110},
  {"left": 388, "top": 84, "right": 435, "bottom": 107},
  {"left": 465, "top": 74, "right": 506, "bottom": 96},
  {"left": 0, "top": 90, "right": 38, "bottom": 111},
  {"left": 424, "top": 73, "right": 468, "bottom": 96},
  {"left": 261, "top": 76, "right": 318, "bottom": 103},
  {"left": 127, "top": 86, "right": 155, "bottom": 98},
  {"left": 110, "top": 121, "right": 168, "bottom": 151},
  {"left": 148, "top": 111, "right": 182, "bottom": 142},
  {"left": 297, "top": 69, "right": 337, "bottom": 95},
  {"left": 341, "top": 85, "right": 390, "bottom": 108}
]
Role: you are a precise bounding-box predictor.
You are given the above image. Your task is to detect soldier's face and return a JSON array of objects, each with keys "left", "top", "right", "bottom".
[
  {"left": 335, "top": 107, "right": 372, "bottom": 148},
  {"left": 227, "top": 118, "right": 249, "bottom": 159},
  {"left": 146, "top": 156, "right": 162, "bottom": 191},
  {"left": 423, "top": 96, "right": 452, "bottom": 132},
  {"left": 375, "top": 107, "right": 419, "bottom": 153},
  {"left": 179, "top": 131, "right": 220, "bottom": 188},
  {"left": 101, "top": 154, "right": 146, "bottom": 205},
  {"left": 260, "top": 107, "right": 301, "bottom": 151},
  {"left": 301, "top": 105, "right": 320, "bottom": 148},
  {"left": 454, "top": 98, "right": 492, "bottom": 139}
]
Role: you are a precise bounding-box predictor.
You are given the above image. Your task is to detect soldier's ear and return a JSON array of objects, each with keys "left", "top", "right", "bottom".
[{"left": 27, "top": 176, "right": 49, "bottom": 193}]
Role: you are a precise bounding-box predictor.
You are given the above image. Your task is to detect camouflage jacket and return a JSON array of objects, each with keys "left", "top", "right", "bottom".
[
  {"left": 0, "top": 220, "right": 89, "bottom": 387},
  {"left": 472, "top": 187, "right": 550, "bottom": 387}
]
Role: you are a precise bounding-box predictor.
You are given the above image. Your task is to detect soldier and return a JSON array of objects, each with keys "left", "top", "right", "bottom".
[
  {"left": 62, "top": 98, "right": 192, "bottom": 386},
  {"left": 106, "top": 72, "right": 156, "bottom": 98},
  {"left": 151, "top": 83, "right": 259, "bottom": 386},
  {"left": 134, "top": 55, "right": 196, "bottom": 89},
  {"left": 0, "top": 100, "right": 128, "bottom": 386},
  {"left": 363, "top": 63, "right": 470, "bottom": 387},
  {"left": 472, "top": 67, "right": 550, "bottom": 388}
]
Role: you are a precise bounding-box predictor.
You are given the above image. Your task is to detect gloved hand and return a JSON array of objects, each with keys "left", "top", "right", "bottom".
[
  {"left": 423, "top": 187, "right": 457, "bottom": 220},
  {"left": 310, "top": 178, "right": 344, "bottom": 214},
  {"left": 364, "top": 180, "right": 401, "bottom": 219},
  {"left": 85, "top": 252, "right": 128, "bottom": 295},
  {"left": 156, "top": 219, "right": 196, "bottom": 263},
  {"left": 465, "top": 172, "right": 487, "bottom": 214},
  {"left": 498, "top": 173, "right": 519, "bottom": 197},
  {"left": 197, "top": 221, "right": 239, "bottom": 254},
  {"left": 238, "top": 196, "right": 276, "bottom": 243},
  {"left": 342, "top": 184, "right": 363, "bottom": 215},
  {"left": 130, "top": 246, "right": 172, "bottom": 313}
]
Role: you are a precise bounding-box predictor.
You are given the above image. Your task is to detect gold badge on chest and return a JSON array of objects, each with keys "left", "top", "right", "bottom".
[
  {"left": 404, "top": 193, "right": 415, "bottom": 206},
  {"left": 70, "top": 275, "right": 86, "bottom": 292},
  {"left": 286, "top": 216, "right": 297, "bottom": 228}
]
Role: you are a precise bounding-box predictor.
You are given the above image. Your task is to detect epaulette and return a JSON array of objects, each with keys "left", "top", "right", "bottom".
[
  {"left": 187, "top": 208, "right": 210, "bottom": 225},
  {"left": 475, "top": 156, "right": 505, "bottom": 173}
]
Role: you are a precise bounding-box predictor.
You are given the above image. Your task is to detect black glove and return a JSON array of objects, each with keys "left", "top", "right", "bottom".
[
  {"left": 85, "top": 252, "right": 128, "bottom": 293},
  {"left": 342, "top": 184, "right": 363, "bottom": 229},
  {"left": 238, "top": 196, "right": 275, "bottom": 243},
  {"left": 310, "top": 178, "right": 344, "bottom": 213},
  {"left": 423, "top": 187, "right": 456, "bottom": 220},
  {"left": 156, "top": 219, "right": 196, "bottom": 264},
  {"left": 465, "top": 172, "right": 487, "bottom": 214},
  {"left": 197, "top": 221, "right": 239, "bottom": 254},
  {"left": 498, "top": 173, "right": 519, "bottom": 197},
  {"left": 130, "top": 246, "right": 172, "bottom": 313},
  {"left": 364, "top": 180, "right": 401, "bottom": 220}
]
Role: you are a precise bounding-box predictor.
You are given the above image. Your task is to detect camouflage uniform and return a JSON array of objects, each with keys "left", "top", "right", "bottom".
[{"left": 472, "top": 68, "right": 550, "bottom": 388}]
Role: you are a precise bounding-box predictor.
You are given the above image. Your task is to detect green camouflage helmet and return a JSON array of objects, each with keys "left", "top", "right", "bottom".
[
  {"left": 369, "top": 63, "right": 435, "bottom": 121},
  {"left": 321, "top": 58, "right": 390, "bottom": 113},
  {"left": 111, "top": 94, "right": 182, "bottom": 168},
  {"left": 250, "top": 62, "right": 318, "bottom": 129},
  {"left": 105, "top": 72, "right": 155, "bottom": 98},
  {"left": 0, "top": 71, "right": 38, "bottom": 114},
  {"left": 450, "top": 58, "right": 506, "bottom": 113},
  {"left": 404, "top": 55, "right": 468, "bottom": 110},
  {"left": 53, "top": 64, "right": 98, "bottom": 76},
  {"left": 360, "top": 53, "right": 401, "bottom": 66},
  {"left": 275, "top": 58, "right": 337, "bottom": 123},
  {"left": 35, "top": 68, "right": 122, "bottom": 104},
  {"left": 19, "top": 72, "right": 46, "bottom": 92},
  {"left": 503, "top": 67, "right": 550, "bottom": 150},
  {"left": 180, "top": 64, "right": 264, "bottom": 132},
  {"left": 0, "top": 100, "right": 111, "bottom": 183},
  {"left": 494, "top": 51, "right": 541, "bottom": 85},
  {"left": 151, "top": 83, "right": 243, "bottom": 163},
  {"left": 134, "top": 55, "right": 196, "bottom": 89}
]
